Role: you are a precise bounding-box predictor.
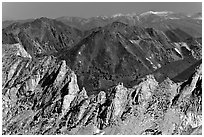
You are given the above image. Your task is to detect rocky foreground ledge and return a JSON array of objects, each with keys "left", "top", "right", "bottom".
[{"left": 2, "top": 44, "right": 202, "bottom": 135}]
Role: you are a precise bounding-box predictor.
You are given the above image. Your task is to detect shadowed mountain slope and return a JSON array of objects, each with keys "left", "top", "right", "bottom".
[{"left": 56, "top": 22, "right": 200, "bottom": 93}]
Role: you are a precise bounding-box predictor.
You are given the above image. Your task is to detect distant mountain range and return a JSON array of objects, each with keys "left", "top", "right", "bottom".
[{"left": 3, "top": 11, "right": 202, "bottom": 29}]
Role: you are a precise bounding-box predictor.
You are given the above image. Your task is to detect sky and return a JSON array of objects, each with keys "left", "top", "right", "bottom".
[{"left": 2, "top": 2, "right": 202, "bottom": 21}]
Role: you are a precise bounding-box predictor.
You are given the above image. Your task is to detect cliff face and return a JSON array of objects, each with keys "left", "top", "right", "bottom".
[{"left": 2, "top": 43, "right": 202, "bottom": 135}]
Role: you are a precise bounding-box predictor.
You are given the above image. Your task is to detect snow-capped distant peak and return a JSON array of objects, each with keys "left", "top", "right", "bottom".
[
  {"left": 190, "top": 12, "right": 202, "bottom": 20},
  {"left": 111, "top": 13, "right": 137, "bottom": 18},
  {"left": 96, "top": 15, "right": 108, "bottom": 19},
  {"left": 126, "top": 13, "right": 137, "bottom": 17},
  {"left": 111, "top": 13, "right": 124, "bottom": 18},
  {"left": 193, "top": 17, "right": 202, "bottom": 20},
  {"left": 140, "top": 11, "right": 174, "bottom": 16}
]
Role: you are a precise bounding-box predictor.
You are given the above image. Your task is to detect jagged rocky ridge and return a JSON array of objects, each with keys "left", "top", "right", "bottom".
[{"left": 2, "top": 43, "right": 202, "bottom": 135}]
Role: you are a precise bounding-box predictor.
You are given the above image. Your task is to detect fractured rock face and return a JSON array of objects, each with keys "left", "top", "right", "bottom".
[
  {"left": 2, "top": 53, "right": 202, "bottom": 135},
  {"left": 113, "top": 83, "right": 128, "bottom": 117},
  {"left": 62, "top": 71, "right": 80, "bottom": 112},
  {"left": 2, "top": 42, "right": 202, "bottom": 135}
]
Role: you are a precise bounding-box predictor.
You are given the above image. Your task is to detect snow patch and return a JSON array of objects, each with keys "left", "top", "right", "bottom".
[
  {"left": 111, "top": 13, "right": 137, "bottom": 18},
  {"left": 193, "top": 17, "right": 202, "bottom": 20},
  {"left": 140, "top": 11, "right": 173, "bottom": 17},
  {"left": 174, "top": 48, "right": 182, "bottom": 56},
  {"left": 168, "top": 17, "right": 180, "bottom": 20},
  {"left": 174, "top": 42, "right": 191, "bottom": 51},
  {"left": 111, "top": 13, "right": 124, "bottom": 18},
  {"left": 146, "top": 58, "right": 158, "bottom": 69},
  {"left": 181, "top": 42, "right": 191, "bottom": 51},
  {"left": 130, "top": 40, "right": 140, "bottom": 45}
]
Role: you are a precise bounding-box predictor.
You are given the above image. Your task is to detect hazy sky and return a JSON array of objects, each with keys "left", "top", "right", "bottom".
[{"left": 2, "top": 2, "right": 202, "bottom": 20}]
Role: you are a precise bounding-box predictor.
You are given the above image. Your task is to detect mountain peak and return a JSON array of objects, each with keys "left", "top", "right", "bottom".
[{"left": 140, "top": 11, "right": 174, "bottom": 16}]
